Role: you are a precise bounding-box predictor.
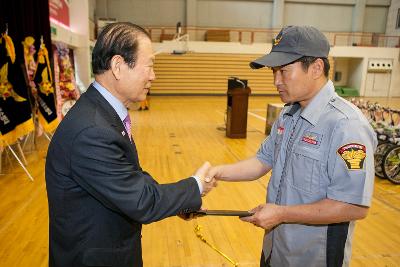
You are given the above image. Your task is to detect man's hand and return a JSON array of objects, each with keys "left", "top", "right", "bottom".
[
  {"left": 194, "top": 162, "right": 217, "bottom": 196},
  {"left": 177, "top": 212, "right": 197, "bottom": 221},
  {"left": 240, "top": 203, "right": 285, "bottom": 230},
  {"left": 205, "top": 165, "right": 223, "bottom": 182},
  {"left": 178, "top": 206, "right": 208, "bottom": 221}
]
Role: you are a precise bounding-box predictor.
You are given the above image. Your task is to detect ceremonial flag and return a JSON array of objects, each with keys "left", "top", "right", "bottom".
[
  {"left": 33, "top": 40, "right": 58, "bottom": 133},
  {"left": 22, "top": 36, "right": 37, "bottom": 94},
  {"left": 0, "top": 32, "right": 34, "bottom": 145}
]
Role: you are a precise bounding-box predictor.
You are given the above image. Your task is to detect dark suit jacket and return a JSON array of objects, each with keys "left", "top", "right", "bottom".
[{"left": 45, "top": 85, "right": 201, "bottom": 267}]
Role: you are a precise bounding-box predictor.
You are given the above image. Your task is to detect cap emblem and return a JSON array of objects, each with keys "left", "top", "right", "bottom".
[{"left": 273, "top": 33, "right": 282, "bottom": 47}]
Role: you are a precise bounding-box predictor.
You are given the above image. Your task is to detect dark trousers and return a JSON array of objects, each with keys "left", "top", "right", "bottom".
[{"left": 260, "top": 251, "right": 271, "bottom": 267}]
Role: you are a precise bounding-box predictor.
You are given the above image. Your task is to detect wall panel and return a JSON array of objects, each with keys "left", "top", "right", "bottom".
[{"left": 197, "top": 0, "right": 273, "bottom": 28}]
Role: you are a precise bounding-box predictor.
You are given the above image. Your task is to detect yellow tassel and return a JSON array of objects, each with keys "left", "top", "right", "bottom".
[
  {"left": 40, "top": 43, "right": 53, "bottom": 83},
  {"left": 38, "top": 113, "right": 59, "bottom": 133},
  {"left": 3, "top": 34, "right": 16, "bottom": 63},
  {"left": 194, "top": 225, "right": 239, "bottom": 266},
  {"left": 0, "top": 119, "right": 34, "bottom": 145}
]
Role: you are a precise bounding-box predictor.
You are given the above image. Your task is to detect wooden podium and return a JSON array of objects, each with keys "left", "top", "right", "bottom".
[{"left": 226, "top": 79, "right": 251, "bottom": 138}]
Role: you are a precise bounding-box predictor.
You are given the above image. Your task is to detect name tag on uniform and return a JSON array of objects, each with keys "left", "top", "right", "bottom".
[{"left": 301, "top": 131, "right": 322, "bottom": 147}]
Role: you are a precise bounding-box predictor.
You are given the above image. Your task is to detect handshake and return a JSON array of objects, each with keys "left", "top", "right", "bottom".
[
  {"left": 188, "top": 160, "right": 282, "bottom": 231},
  {"left": 193, "top": 161, "right": 220, "bottom": 197}
]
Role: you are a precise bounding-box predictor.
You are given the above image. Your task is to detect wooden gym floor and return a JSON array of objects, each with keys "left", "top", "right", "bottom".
[{"left": 0, "top": 95, "right": 399, "bottom": 267}]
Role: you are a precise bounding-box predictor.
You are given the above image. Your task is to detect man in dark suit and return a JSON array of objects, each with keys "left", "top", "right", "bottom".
[{"left": 45, "top": 22, "right": 215, "bottom": 267}]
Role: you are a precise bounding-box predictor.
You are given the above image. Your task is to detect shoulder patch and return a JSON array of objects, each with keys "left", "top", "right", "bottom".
[{"left": 337, "top": 143, "right": 366, "bottom": 170}]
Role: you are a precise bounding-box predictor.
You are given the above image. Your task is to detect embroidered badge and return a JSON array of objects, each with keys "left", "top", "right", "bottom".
[
  {"left": 337, "top": 143, "right": 366, "bottom": 170},
  {"left": 299, "top": 131, "right": 322, "bottom": 148},
  {"left": 273, "top": 34, "right": 282, "bottom": 46},
  {"left": 277, "top": 126, "right": 284, "bottom": 135},
  {"left": 301, "top": 132, "right": 320, "bottom": 145}
]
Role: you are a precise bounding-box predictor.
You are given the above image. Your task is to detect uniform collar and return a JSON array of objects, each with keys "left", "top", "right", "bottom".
[
  {"left": 300, "top": 80, "right": 336, "bottom": 126},
  {"left": 283, "top": 102, "right": 301, "bottom": 117}
]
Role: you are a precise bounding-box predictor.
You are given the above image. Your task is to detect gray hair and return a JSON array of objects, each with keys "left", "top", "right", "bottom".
[{"left": 92, "top": 22, "right": 150, "bottom": 74}]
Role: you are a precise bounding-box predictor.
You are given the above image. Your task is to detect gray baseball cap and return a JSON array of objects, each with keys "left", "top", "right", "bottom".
[{"left": 250, "top": 26, "right": 330, "bottom": 69}]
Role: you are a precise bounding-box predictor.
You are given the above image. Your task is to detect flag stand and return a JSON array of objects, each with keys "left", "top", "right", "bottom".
[{"left": 0, "top": 141, "right": 34, "bottom": 181}]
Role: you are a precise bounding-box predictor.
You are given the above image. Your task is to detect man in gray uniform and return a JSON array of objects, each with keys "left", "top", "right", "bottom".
[{"left": 207, "top": 26, "right": 377, "bottom": 267}]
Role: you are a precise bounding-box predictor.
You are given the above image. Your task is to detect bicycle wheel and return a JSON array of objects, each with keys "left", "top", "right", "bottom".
[
  {"left": 382, "top": 145, "right": 400, "bottom": 184},
  {"left": 374, "top": 142, "right": 394, "bottom": 178}
]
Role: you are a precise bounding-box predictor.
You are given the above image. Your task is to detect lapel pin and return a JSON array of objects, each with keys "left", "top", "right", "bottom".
[{"left": 122, "top": 131, "right": 126, "bottom": 136}]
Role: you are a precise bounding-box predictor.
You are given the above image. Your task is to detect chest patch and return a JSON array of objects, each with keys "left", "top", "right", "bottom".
[
  {"left": 277, "top": 126, "right": 284, "bottom": 135},
  {"left": 337, "top": 143, "right": 366, "bottom": 170},
  {"left": 301, "top": 131, "right": 321, "bottom": 146}
]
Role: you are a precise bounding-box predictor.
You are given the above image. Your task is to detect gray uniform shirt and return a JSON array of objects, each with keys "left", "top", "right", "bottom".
[{"left": 257, "top": 80, "right": 377, "bottom": 267}]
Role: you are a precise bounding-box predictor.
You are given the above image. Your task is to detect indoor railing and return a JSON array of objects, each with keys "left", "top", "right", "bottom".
[{"left": 145, "top": 26, "right": 400, "bottom": 48}]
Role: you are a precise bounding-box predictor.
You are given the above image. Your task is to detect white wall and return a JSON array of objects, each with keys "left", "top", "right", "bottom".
[
  {"left": 89, "top": 0, "right": 96, "bottom": 20},
  {"left": 285, "top": 2, "right": 354, "bottom": 32},
  {"left": 96, "top": 0, "right": 186, "bottom": 25},
  {"left": 51, "top": 0, "right": 92, "bottom": 90},
  {"left": 196, "top": 0, "right": 273, "bottom": 28},
  {"left": 386, "top": 0, "right": 400, "bottom": 36},
  {"left": 333, "top": 58, "right": 350, "bottom": 86},
  {"left": 94, "top": 0, "right": 390, "bottom": 32},
  {"left": 70, "top": 0, "right": 92, "bottom": 89},
  {"left": 330, "top": 46, "right": 399, "bottom": 96},
  {"left": 363, "top": 6, "right": 388, "bottom": 33},
  {"left": 86, "top": 0, "right": 399, "bottom": 96},
  {"left": 347, "top": 58, "right": 363, "bottom": 92},
  {"left": 50, "top": 24, "right": 86, "bottom": 47},
  {"left": 284, "top": 1, "right": 386, "bottom": 33}
]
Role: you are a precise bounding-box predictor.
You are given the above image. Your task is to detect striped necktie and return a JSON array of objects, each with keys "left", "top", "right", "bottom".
[{"left": 123, "top": 114, "right": 132, "bottom": 142}]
